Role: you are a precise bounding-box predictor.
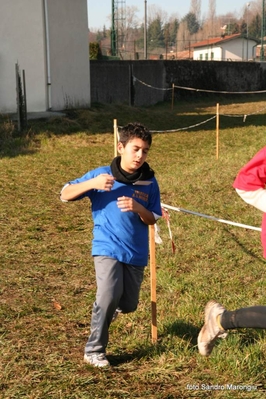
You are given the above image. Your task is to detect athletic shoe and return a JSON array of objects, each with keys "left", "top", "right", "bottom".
[
  {"left": 197, "top": 300, "right": 227, "bottom": 356},
  {"left": 111, "top": 308, "right": 122, "bottom": 322},
  {"left": 84, "top": 353, "right": 110, "bottom": 367}
]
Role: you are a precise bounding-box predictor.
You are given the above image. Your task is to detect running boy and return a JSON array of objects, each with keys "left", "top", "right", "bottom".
[{"left": 60, "top": 122, "right": 162, "bottom": 367}]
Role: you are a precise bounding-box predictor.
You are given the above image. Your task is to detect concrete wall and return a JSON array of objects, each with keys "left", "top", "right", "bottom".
[
  {"left": 90, "top": 61, "right": 166, "bottom": 106},
  {"left": 90, "top": 60, "right": 266, "bottom": 106},
  {"left": 0, "top": 0, "right": 47, "bottom": 112},
  {"left": 47, "top": 0, "right": 91, "bottom": 110},
  {"left": 0, "top": 0, "right": 90, "bottom": 113}
]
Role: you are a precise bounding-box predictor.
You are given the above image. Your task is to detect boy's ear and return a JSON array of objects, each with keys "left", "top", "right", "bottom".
[{"left": 117, "top": 142, "right": 124, "bottom": 154}]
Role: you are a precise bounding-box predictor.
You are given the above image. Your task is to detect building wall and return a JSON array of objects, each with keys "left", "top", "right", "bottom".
[
  {"left": 47, "top": 0, "right": 91, "bottom": 110},
  {"left": 221, "top": 39, "right": 256, "bottom": 61},
  {"left": 0, "top": 0, "right": 90, "bottom": 113},
  {"left": 193, "top": 39, "right": 257, "bottom": 62},
  {"left": 0, "top": 0, "right": 47, "bottom": 112},
  {"left": 222, "top": 40, "right": 244, "bottom": 60},
  {"left": 193, "top": 47, "right": 222, "bottom": 61}
]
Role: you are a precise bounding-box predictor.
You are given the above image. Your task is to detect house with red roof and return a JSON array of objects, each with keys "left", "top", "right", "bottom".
[{"left": 192, "top": 34, "right": 258, "bottom": 62}]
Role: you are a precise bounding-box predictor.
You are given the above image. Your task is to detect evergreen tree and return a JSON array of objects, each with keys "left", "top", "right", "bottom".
[
  {"left": 240, "top": 20, "right": 247, "bottom": 35},
  {"left": 148, "top": 17, "right": 164, "bottom": 48},
  {"left": 185, "top": 12, "right": 200, "bottom": 35},
  {"left": 168, "top": 18, "right": 179, "bottom": 43},
  {"left": 103, "top": 25, "right": 107, "bottom": 38},
  {"left": 231, "top": 22, "right": 240, "bottom": 34},
  {"left": 249, "top": 14, "right": 261, "bottom": 39}
]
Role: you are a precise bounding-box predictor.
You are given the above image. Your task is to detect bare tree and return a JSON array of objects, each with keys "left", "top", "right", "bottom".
[
  {"left": 208, "top": 0, "right": 216, "bottom": 20},
  {"left": 190, "top": 0, "right": 201, "bottom": 22},
  {"left": 148, "top": 4, "right": 168, "bottom": 26},
  {"left": 125, "top": 5, "right": 140, "bottom": 30},
  {"left": 176, "top": 20, "right": 190, "bottom": 52},
  {"left": 208, "top": 0, "right": 216, "bottom": 37},
  {"left": 116, "top": 5, "right": 140, "bottom": 56}
]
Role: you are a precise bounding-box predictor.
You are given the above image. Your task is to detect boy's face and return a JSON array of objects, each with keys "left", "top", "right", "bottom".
[{"left": 118, "top": 138, "right": 150, "bottom": 173}]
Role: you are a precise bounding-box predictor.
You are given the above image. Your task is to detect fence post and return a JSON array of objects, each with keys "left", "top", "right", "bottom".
[
  {"left": 149, "top": 224, "right": 157, "bottom": 343},
  {"left": 113, "top": 119, "right": 118, "bottom": 157},
  {"left": 15, "top": 63, "right": 21, "bottom": 132},
  {"left": 216, "top": 103, "right": 219, "bottom": 160},
  {"left": 171, "top": 83, "right": 175, "bottom": 110}
]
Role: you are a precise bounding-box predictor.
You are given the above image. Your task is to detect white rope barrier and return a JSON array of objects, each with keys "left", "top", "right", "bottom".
[
  {"left": 132, "top": 76, "right": 266, "bottom": 128},
  {"left": 161, "top": 203, "right": 262, "bottom": 232},
  {"left": 150, "top": 116, "right": 216, "bottom": 133},
  {"left": 133, "top": 76, "right": 172, "bottom": 91},
  {"left": 173, "top": 84, "right": 266, "bottom": 95},
  {"left": 133, "top": 75, "right": 266, "bottom": 95},
  {"left": 119, "top": 115, "right": 216, "bottom": 134},
  {"left": 221, "top": 104, "right": 266, "bottom": 120}
]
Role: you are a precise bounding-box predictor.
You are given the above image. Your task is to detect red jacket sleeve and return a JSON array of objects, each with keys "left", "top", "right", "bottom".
[{"left": 233, "top": 147, "right": 266, "bottom": 191}]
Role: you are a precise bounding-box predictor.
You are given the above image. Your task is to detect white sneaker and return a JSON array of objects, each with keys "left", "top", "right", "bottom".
[
  {"left": 84, "top": 353, "right": 110, "bottom": 368},
  {"left": 197, "top": 300, "right": 227, "bottom": 356},
  {"left": 111, "top": 308, "right": 122, "bottom": 322}
]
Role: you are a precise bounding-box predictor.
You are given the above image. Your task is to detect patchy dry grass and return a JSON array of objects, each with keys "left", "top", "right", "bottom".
[{"left": 1, "top": 98, "right": 266, "bottom": 398}]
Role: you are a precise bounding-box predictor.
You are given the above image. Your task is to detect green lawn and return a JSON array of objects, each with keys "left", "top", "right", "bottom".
[{"left": 1, "top": 98, "right": 266, "bottom": 398}]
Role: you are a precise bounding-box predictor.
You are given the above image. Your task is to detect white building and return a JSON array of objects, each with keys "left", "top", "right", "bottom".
[
  {"left": 192, "top": 34, "right": 258, "bottom": 62},
  {"left": 0, "top": 0, "right": 90, "bottom": 113}
]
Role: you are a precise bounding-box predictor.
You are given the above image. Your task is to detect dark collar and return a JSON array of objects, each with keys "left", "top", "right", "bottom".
[{"left": 110, "top": 156, "right": 154, "bottom": 184}]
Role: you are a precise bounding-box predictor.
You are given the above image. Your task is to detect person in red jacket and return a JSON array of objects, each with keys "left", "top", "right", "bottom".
[
  {"left": 233, "top": 146, "right": 266, "bottom": 257},
  {"left": 197, "top": 147, "right": 266, "bottom": 357}
]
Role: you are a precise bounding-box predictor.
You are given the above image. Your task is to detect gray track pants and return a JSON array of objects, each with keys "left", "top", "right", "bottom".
[{"left": 85, "top": 256, "right": 145, "bottom": 354}]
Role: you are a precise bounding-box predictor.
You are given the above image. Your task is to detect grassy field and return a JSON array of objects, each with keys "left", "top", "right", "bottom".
[{"left": 1, "top": 97, "right": 266, "bottom": 398}]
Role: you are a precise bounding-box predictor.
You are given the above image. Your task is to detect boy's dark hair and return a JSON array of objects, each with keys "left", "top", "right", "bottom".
[{"left": 119, "top": 122, "right": 152, "bottom": 146}]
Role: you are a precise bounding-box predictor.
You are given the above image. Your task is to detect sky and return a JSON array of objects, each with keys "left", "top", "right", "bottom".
[{"left": 87, "top": 0, "right": 252, "bottom": 31}]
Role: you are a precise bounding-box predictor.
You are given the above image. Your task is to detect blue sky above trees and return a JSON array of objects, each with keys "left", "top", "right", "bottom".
[{"left": 88, "top": 0, "right": 252, "bottom": 30}]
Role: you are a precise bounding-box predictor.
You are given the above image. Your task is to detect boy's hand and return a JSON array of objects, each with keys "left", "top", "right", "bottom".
[
  {"left": 117, "top": 196, "right": 139, "bottom": 213},
  {"left": 117, "top": 196, "right": 156, "bottom": 225},
  {"left": 94, "top": 174, "right": 115, "bottom": 191}
]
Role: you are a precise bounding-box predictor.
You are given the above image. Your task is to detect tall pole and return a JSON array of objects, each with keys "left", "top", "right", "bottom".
[
  {"left": 144, "top": 0, "right": 147, "bottom": 59},
  {"left": 261, "top": 0, "right": 265, "bottom": 61},
  {"left": 246, "top": 3, "right": 250, "bottom": 61},
  {"left": 111, "top": 0, "right": 117, "bottom": 56}
]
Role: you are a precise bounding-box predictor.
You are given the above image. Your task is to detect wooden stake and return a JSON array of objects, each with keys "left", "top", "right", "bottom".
[
  {"left": 171, "top": 83, "right": 174, "bottom": 111},
  {"left": 216, "top": 103, "right": 219, "bottom": 160},
  {"left": 114, "top": 119, "right": 118, "bottom": 156},
  {"left": 149, "top": 224, "right": 157, "bottom": 343}
]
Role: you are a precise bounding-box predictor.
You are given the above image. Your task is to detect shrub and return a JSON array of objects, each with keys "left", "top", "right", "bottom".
[{"left": 89, "top": 42, "right": 102, "bottom": 60}]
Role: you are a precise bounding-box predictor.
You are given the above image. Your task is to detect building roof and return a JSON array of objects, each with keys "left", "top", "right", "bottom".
[
  {"left": 175, "top": 50, "right": 191, "bottom": 59},
  {"left": 191, "top": 34, "right": 244, "bottom": 49}
]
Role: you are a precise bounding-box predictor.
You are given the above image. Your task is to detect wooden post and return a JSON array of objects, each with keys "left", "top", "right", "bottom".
[
  {"left": 15, "top": 63, "right": 21, "bottom": 132},
  {"left": 171, "top": 83, "right": 174, "bottom": 111},
  {"left": 216, "top": 103, "right": 219, "bottom": 160},
  {"left": 22, "top": 69, "right": 27, "bottom": 129},
  {"left": 114, "top": 119, "right": 118, "bottom": 156},
  {"left": 149, "top": 224, "right": 157, "bottom": 343}
]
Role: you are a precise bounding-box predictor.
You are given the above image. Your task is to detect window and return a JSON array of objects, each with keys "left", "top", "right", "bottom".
[{"left": 205, "top": 53, "right": 208, "bottom": 60}]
